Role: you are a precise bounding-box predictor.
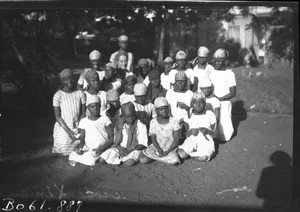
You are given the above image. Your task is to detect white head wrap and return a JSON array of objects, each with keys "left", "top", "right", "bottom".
[{"left": 89, "top": 50, "right": 101, "bottom": 60}]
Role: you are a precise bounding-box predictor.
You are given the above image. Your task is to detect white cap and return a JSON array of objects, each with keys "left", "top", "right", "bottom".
[
  {"left": 199, "top": 78, "right": 212, "bottom": 88},
  {"left": 118, "top": 35, "right": 129, "bottom": 42},
  {"left": 134, "top": 83, "right": 147, "bottom": 96},
  {"left": 198, "top": 46, "right": 209, "bottom": 57},
  {"left": 87, "top": 95, "right": 100, "bottom": 106},
  {"left": 154, "top": 97, "right": 168, "bottom": 109},
  {"left": 89, "top": 50, "right": 101, "bottom": 60},
  {"left": 175, "top": 50, "right": 187, "bottom": 60},
  {"left": 213, "top": 49, "right": 229, "bottom": 59}
]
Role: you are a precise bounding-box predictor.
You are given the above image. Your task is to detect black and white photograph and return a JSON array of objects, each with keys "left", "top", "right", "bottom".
[{"left": 0, "top": 0, "right": 298, "bottom": 211}]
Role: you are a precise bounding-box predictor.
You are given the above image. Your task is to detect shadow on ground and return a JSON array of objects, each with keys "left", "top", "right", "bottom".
[{"left": 256, "top": 151, "right": 293, "bottom": 210}]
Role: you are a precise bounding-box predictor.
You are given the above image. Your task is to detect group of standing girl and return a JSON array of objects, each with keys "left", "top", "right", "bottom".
[{"left": 52, "top": 34, "right": 237, "bottom": 167}]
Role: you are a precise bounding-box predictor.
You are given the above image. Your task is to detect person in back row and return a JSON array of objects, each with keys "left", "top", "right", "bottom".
[
  {"left": 77, "top": 50, "right": 105, "bottom": 91},
  {"left": 193, "top": 46, "right": 214, "bottom": 92},
  {"left": 209, "top": 48, "right": 236, "bottom": 142},
  {"left": 100, "top": 62, "right": 122, "bottom": 93},
  {"left": 110, "top": 35, "right": 133, "bottom": 72},
  {"left": 169, "top": 50, "right": 195, "bottom": 91},
  {"left": 115, "top": 51, "right": 134, "bottom": 81},
  {"left": 160, "top": 56, "right": 174, "bottom": 91},
  {"left": 136, "top": 58, "right": 151, "bottom": 86}
]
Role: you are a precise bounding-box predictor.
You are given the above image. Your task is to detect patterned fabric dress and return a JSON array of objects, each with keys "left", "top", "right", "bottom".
[
  {"left": 52, "top": 90, "right": 86, "bottom": 156},
  {"left": 142, "top": 117, "right": 181, "bottom": 164}
]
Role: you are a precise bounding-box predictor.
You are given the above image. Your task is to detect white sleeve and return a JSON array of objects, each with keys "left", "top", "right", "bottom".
[
  {"left": 207, "top": 110, "right": 217, "bottom": 125},
  {"left": 227, "top": 71, "right": 236, "bottom": 87},
  {"left": 137, "top": 121, "right": 148, "bottom": 147},
  {"left": 143, "top": 76, "right": 150, "bottom": 86},
  {"left": 77, "top": 69, "right": 88, "bottom": 85},
  {"left": 110, "top": 52, "right": 117, "bottom": 63},
  {"left": 168, "top": 69, "right": 176, "bottom": 84},
  {"left": 78, "top": 118, "right": 86, "bottom": 129}
]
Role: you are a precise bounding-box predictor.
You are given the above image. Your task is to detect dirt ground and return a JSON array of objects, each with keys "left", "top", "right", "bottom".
[{"left": 0, "top": 110, "right": 294, "bottom": 212}]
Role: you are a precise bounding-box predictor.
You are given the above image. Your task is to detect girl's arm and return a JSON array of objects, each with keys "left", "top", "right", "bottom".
[
  {"left": 80, "top": 104, "right": 86, "bottom": 120},
  {"left": 165, "top": 129, "right": 180, "bottom": 155},
  {"left": 77, "top": 128, "right": 85, "bottom": 148},
  {"left": 218, "top": 86, "right": 236, "bottom": 101},
  {"left": 54, "top": 106, "right": 77, "bottom": 141},
  {"left": 151, "top": 134, "right": 164, "bottom": 156},
  {"left": 177, "top": 101, "right": 190, "bottom": 113},
  {"left": 183, "top": 122, "right": 193, "bottom": 137}
]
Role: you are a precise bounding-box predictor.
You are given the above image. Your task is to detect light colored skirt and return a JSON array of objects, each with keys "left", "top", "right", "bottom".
[
  {"left": 178, "top": 133, "right": 215, "bottom": 160},
  {"left": 100, "top": 147, "right": 142, "bottom": 165},
  {"left": 142, "top": 144, "right": 180, "bottom": 164},
  {"left": 52, "top": 123, "right": 79, "bottom": 156},
  {"left": 213, "top": 100, "right": 234, "bottom": 141}
]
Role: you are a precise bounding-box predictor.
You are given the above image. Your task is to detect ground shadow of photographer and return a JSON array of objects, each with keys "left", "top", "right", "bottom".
[{"left": 256, "top": 151, "right": 292, "bottom": 209}]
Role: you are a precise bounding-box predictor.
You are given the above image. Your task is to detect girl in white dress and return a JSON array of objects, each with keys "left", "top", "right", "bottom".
[{"left": 177, "top": 92, "right": 217, "bottom": 162}]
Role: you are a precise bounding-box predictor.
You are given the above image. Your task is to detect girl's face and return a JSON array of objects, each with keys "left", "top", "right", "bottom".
[
  {"left": 105, "top": 67, "right": 116, "bottom": 79},
  {"left": 88, "top": 103, "right": 100, "bottom": 117},
  {"left": 150, "top": 77, "right": 160, "bottom": 88},
  {"left": 62, "top": 74, "right": 76, "bottom": 90},
  {"left": 140, "top": 65, "right": 150, "bottom": 76},
  {"left": 119, "top": 41, "right": 128, "bottom": 50},
  {"left": 125, "top": 82, "right": 135, "bottom": 94},
  {"left": 213, "top": 58, "right": 226, "bottom": 70},
  {"left": 135, "top": 95, "right": 147, "bottom": 105},
  {"left": 200, "top": 86, "right": 213, "bottom": 97},
  {"left": 197, "top": 57, "right": 208, "bottom": 66},
  {"left": 117, "top": 55, "right": 128, "bottom": 69},
  {"left": 123, "top": 109, "right": 136, "bottom": 125},
  {"left": 164, "top": 63, "right": 172, "bottom": 72},
  {"left": 90, "top": 59, "right": 101, "bottom": 70},
  {"left": 192, "top": 99, "right": 206, "bottom": 113},
  {"left": 156, "top": 106, "right": 169, "bottom": 118},
  {"left": 175, "top": 79, "right": 187, "bottom": 91},
  {"left": 176, "top": 59, "right": 186, "bottom": 69},
  {"left": 87, "top": 76, "right": 100, "bottom": 90},
  {"left": 107, "top": 100, "right": 121, "bottom": 109}
]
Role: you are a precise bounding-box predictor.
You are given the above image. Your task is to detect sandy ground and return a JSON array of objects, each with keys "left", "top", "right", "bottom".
[{"left": 0, "top": 111, "right": 294, "bottom": 212}]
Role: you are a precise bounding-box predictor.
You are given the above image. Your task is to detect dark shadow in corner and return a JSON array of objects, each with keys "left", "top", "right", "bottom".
[
  {"left": 231, "top": 100, "right": 247, "bottom": 139},
  {"left": 256, "top": 151, "right": 292, "bottom": 210}
]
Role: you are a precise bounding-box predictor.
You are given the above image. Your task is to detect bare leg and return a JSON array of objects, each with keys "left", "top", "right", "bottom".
[{"left": 139, "top": 153, "right": 155, "bottom": 164}]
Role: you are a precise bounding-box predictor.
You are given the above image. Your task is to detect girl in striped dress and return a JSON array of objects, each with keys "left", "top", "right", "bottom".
[{"left": 52, "top": 69, "right": 86, "bottom": 156}]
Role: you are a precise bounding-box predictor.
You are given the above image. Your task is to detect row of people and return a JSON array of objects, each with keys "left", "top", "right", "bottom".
[{"left": 52, "top": 45, "right": 236, "bottom": 167}]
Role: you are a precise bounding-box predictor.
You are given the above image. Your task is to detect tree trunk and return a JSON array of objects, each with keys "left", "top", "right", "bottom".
[{"left": 157, "top": 19, "right": 166, "bottom": 64}]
